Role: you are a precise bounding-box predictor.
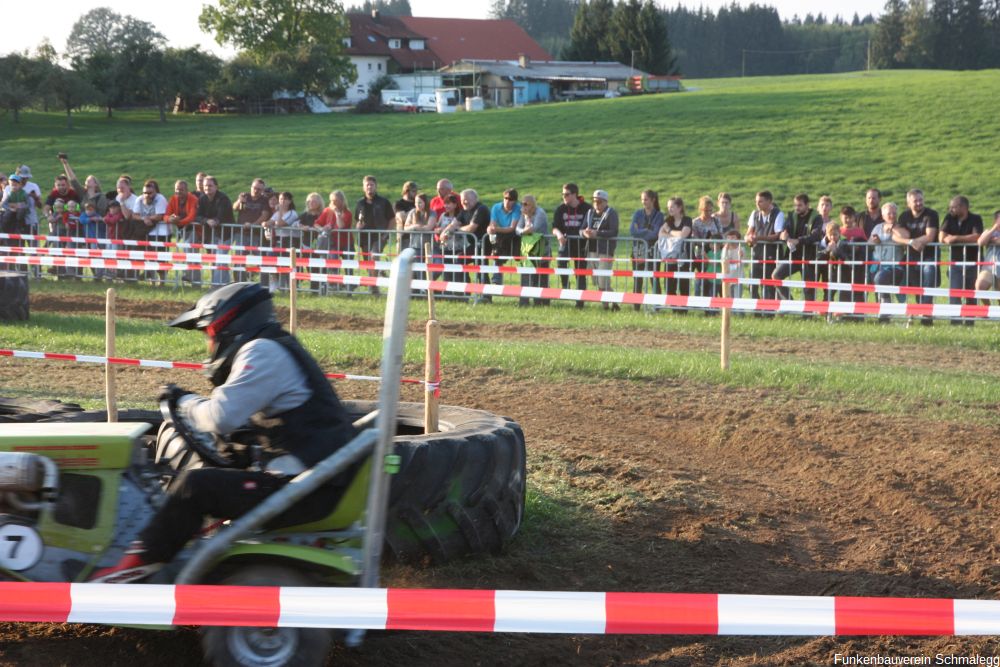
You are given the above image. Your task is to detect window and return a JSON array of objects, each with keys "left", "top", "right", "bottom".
[
  {"left": 343, "top": 37, "right": 352, "bottom": 48},
  {"left": 377, "top": 63, "right": 383, "bottom": 71},
  {"left": 368, "top": 63, "right": 372, "bottom": 71},
  {"left": 410, "top": 39, "right": 425, "bottom": 50},
  {"left": 388, "top": 38, "right": 401, "bottom": 49}
]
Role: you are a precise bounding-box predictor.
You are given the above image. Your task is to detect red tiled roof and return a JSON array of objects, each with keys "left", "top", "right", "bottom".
[
  {"left": 346, "top": 13, "right": 424, "bottom": 57},
  {"left": 398, "top": 17, "right": 552, "bottom": 66}
]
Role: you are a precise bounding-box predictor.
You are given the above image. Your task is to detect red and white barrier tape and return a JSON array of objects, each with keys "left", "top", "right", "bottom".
[
  {"left": 1, "top": 253, "right": 996, "bottom": 318},
  {"left": 4, "top": 247, "right": 999, "bottom": 302},
  {"left": 0, "top": 349, "right": 430, "bottom": 387},
  {"left": 1, "top": 232, "right": 989, "bottom": 268},
  {"left": 0, "top": 583, "right": 997, "bottom": 635}
]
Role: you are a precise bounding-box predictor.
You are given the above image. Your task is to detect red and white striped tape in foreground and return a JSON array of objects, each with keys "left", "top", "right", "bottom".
[{"left": 1, "top": 584, "right": 998, "bottom": 635}]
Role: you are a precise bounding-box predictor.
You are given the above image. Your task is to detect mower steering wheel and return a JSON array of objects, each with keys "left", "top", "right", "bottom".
[{"left": 159, "top": 397, "right": 236, "bottom": 467}]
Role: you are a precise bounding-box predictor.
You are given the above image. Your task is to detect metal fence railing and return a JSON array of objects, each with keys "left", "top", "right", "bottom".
[{"left": 3, "top": 227, "right": 996, "bottom": 321}]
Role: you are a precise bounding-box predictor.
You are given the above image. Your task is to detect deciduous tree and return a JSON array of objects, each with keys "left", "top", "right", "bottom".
[{"left": 199, "top": 0, "right": 354, "bottom": 95}]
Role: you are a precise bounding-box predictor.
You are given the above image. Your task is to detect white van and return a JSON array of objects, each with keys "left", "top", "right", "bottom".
[{"left": 416, "top": 93, "right": 438, "bottom": 113}]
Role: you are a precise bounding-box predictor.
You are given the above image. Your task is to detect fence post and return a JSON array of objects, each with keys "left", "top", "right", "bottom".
[
  {"left": 423, "top": 242, "right": 439, "bottom": 433},
  {"left": 288, "top": 246, "right": 298, "bottom": 335},
  {"left": 105, "top": 288, "right": 118, "bottom": 422},
  {"left": 721, "top": 281, "right": 731, "bottom": 371}
]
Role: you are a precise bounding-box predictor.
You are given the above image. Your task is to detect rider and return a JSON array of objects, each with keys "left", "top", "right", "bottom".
[{"left": 92, "top": 282, "right": 358, "bottom": 583}]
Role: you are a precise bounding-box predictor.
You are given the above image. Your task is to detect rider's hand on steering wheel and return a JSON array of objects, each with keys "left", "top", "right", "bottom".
[{"left": 158, "top": 384, "right": 193, "bottom": 407}]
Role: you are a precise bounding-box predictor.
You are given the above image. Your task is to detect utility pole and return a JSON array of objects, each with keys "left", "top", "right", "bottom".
[
  {"left": 866, "top": 39, "right": 872, "bottom": 71},
  {"left": 742, "top": 49, "right": 746, "bottom": 77}
]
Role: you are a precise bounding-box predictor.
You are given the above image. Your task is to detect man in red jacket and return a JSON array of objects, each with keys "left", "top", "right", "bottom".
[{"left": 167, "top": 180, "right": 201, "bottom": 284}]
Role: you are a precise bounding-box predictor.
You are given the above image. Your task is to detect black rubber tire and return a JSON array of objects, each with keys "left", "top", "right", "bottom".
[
  {"left": 0, "top": 396, "right": 84, "bottom": 423},
  {"left": 0, "top": 271, "right": 29, "bottom": 321},
  {"left": 344, "top": 400, "right": 527, "bottom": 565},
  {"left": 201, "top": 565, "right": 332, "bottom": 667},
  {"left": 0, "top": 398, "right": 528, "bottom": 564}
]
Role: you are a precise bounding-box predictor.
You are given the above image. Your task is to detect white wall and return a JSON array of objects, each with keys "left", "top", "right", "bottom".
[{"left": 346, "top": 56, "right": 391, "bottom": 103}]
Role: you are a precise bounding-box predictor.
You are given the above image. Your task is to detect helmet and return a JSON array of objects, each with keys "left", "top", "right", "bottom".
[{"left": 169, "top": 282, "right": 278, "bottom": 385}]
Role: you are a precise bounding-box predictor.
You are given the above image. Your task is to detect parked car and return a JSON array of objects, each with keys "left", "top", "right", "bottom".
[{"left": 385, "top": 96, "right": 417, "bottom": 112}]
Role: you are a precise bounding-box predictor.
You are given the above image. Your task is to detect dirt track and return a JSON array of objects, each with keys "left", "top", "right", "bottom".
[{"left": 3, "top": 294, "right": 1000, "bottom": 666}]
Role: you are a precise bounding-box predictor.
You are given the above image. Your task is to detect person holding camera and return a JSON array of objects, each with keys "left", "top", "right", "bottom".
[{"left": 232, "top": 178, "right": 272, "bottom": 280}]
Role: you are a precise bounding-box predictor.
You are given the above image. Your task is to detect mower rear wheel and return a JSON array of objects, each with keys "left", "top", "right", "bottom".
[{"left": 201, "top": 565, "right": 331, "bottom": 667}]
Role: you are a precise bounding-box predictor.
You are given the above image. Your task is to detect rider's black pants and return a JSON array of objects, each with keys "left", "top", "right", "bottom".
[{"left": 139, "top": 468, "right": 349, "bottom": 563}]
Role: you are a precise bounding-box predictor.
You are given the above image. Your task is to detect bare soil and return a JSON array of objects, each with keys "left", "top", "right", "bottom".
[{"left": 3, "top": 294, "right": 1000, "bottom": 666}]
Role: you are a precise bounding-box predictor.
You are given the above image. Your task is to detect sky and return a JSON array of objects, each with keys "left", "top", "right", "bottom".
[{"left": 12, "top": 0, "right": 885, "bottom": 60}]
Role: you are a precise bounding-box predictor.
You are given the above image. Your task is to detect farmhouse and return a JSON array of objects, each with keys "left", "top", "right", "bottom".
[{"left": 343, "top": 11, "right": 551, "bottom": 104}]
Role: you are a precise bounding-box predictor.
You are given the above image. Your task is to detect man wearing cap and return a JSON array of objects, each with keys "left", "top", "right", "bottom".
[
  {"left": 16, "top": 166, "right": 42, "bottom": 223},
  {"left": 0, "top": 174, "right": 31, "bottom": 239},
  {"left": 582, "top": 189, "right": 620, "bottom": 310}
]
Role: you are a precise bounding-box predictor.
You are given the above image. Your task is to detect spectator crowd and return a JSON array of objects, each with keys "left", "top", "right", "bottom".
[{"left": 3, "top": 156, "right": 998, "bottom": 324}]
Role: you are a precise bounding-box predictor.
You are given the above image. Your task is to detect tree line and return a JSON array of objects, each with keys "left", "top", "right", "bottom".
[{"left": 492, "top": 0, "right": 1000, "bottom": 77}]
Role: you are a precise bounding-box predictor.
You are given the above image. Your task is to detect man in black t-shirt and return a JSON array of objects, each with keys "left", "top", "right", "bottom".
[
  {"left": 552, "top": 182, "right": 592, "bottom": 308},
  {"left": 354, "top": 175, "right": 394, "bottom": 294},
  {"left": 939, "top": 195, "right": 983, "bottom": 325},
  {"left": 457, "top": 189, "right": 491, "bottom": 298},
  {"left": 857, "top": 188, "right": 883, "bottom": 237},
  {"left": 354, "top": 175, "right": 394, "bottom": 254},
  {"left": 897, "top": 188, "right": 939, "bottom": 325}
]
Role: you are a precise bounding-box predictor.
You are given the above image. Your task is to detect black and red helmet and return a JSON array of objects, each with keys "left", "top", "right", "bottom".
[{"left": 169, "top": 282, "right": 278, "bottom": 384}]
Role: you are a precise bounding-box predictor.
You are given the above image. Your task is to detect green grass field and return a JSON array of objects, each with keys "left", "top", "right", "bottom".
[
  {"left": 4, "top": 69, "right": 999, "bottom": 215},
  {"left": 3, "top": 69, "right": 999, "bottom": 415}
]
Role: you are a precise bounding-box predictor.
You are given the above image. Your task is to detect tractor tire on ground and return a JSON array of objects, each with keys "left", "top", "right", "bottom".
[
  {"left": 344, "top": 400, "right": 527, "bottom": 565},
  {"left": 0, "top": 396, "right": 84, "bottom": 423},
  {"left": 201, "top": 565, "right": 332, "bottom": 667},
  {"left": 0, "top": 271, "right": 29, "bottom": 321},
  {"left": 0, "top": 398, "right": 527, "bottom": 564}
]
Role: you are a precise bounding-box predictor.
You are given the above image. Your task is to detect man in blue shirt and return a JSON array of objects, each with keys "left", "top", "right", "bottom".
[{"left": 488, "top": 188, "right": 521, "bottom": 287}]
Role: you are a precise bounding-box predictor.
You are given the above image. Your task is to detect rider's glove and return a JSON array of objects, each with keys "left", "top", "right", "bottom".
[{"left": 158, "top": 384, "right": 193, "bottom": 407}]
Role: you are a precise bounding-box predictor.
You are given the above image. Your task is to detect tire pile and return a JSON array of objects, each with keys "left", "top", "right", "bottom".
[{"left": 0, "top": 271, "right": 29, "bottom": 321}]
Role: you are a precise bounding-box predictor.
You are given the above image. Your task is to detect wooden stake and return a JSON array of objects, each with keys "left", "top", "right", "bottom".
[
  {"left": 105, "top": 288, "right": 118, "bottom": 422},
  {"left": 721, "top": 281, "right": 731, "bottom": 371},
  {"left": 288, "top": 246, "right": 298, "bottom": 335},
  {"left": 424, "top": 319, "right": 440, "bottom": 434},
  {"left": 423, "top": 242, "right": 440, "bottom": 433},
  {"left": 423, "top": 241, "right": 435, "bottom": 320}
]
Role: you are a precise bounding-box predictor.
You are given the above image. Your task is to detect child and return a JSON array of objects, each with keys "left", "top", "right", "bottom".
[
  {"left": 818, "top": 221, "right": 849, "bottom": 304},
  {"left": 0, "top": 173, "right": 30, "bottom": 237},
  {"left": 79, "top": 202, "right": 106, "bottom": 281},
  {"left": 839, "top": 206, "right": 866, "bottom": 241},
  {"left": 102, "top": 200, "right": 125, "bottom": 240},
  {"left": 719, "top": 228, "right": 745, "bottom": 298},
  {"left": 838, "top": 205, "right": 866, "bottom": 308},
  {"left": 79, "top": 202, "right": 105, "bottom": 239},
  {"left": 65, "top": 201, "right": 82, "bottom": 236},
  {"left": 47, "top": 199, "right": 66, "bottom": 236}
]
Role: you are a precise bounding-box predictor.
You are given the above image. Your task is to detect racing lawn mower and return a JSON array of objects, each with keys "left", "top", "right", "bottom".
[{"left": 0, "top": 249, "right": 524, "bottom": 666}]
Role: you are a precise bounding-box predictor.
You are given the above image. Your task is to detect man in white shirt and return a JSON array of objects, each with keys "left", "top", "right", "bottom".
[{"left": 744, "top": 190, "right": 785, "bottom": 302}]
